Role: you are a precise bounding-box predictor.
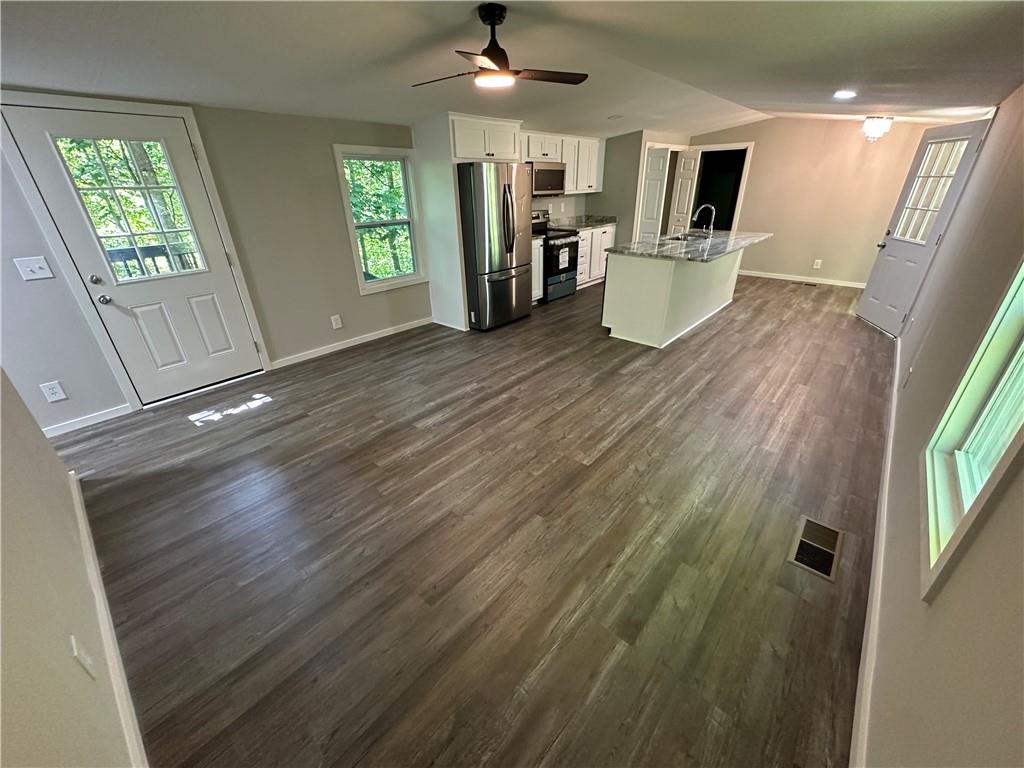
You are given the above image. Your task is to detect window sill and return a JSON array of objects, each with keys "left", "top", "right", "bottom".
[{"left": 357, "top": 274, "right": 429, "bottom": 296}]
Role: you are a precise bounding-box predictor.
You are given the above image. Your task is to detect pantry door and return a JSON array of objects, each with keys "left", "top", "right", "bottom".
[{"left": 4, "top": 106, "right": 262, "bottom": 403}]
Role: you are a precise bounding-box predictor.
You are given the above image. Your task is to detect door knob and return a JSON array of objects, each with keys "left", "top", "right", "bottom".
[
  {"left": 96, "top": 294, "right": 113, "bottom": 305},
  {"left": 88, "top": 274, "right": 103, "bottom": 284},
  {"left": 876, "top": 241, "right": 887, "bottom": 249}
]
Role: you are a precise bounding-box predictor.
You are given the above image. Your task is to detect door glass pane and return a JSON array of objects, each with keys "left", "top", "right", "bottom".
[
  {"left": 893, "top": 138, "right": 969, "bottom": 244},
  {"left": 354, "top": 223, "right": 414, "bottom": 281},
  {"left": 54, "top": 136, "right": 207, "bottom": 282}
]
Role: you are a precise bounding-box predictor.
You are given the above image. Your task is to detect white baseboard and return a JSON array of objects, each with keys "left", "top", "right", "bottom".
[
  {"left": 739, "top": 269, "right": 867, "bottom": 289},
  {"left": 270, "top": 317, "right": 434, "bottom": 368},
  {"left": 68, "top": 471, "right": 148, "bottom": 767},
  {"left": 43, "top": 404, "right": 134, "bottom": 438},
  {"left": 849, "top": 337, "right": 901, "bottom": 767}
]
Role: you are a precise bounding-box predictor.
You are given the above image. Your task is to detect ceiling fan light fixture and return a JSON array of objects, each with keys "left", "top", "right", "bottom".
[{"left": 475, "top": 70, "right": 516, "bottom": 89}]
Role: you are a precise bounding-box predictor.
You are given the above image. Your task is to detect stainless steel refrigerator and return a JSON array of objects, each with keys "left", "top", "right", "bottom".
[{"left": 457, "top": 162, "right": 533, "bottom": 330}]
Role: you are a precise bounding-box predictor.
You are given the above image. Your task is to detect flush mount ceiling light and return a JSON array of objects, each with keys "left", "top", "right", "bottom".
[
  {"left": 833, "top": 89, "right": 857, "bottom": 100},
  {"left": 474, "top": 70, "right": 516, "bottom": 89},
  {"left": 862, "top": 116, "right": 894, "bottom": 142}
]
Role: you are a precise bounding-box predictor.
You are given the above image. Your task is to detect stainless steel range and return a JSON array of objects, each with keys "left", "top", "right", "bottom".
[{"left": 532, "top": 210, "right": 579, "bottom": 303}]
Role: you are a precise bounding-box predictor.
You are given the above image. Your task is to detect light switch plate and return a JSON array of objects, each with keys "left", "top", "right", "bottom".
[
  {"left": 14, "top": 256, "right": 55, "bottom": 281},
  {"left": 330, "top": 314, "right": 343, "bottom": 330},
  {"left": 40, "top": 380, "right": 67, "bottom": 403}
]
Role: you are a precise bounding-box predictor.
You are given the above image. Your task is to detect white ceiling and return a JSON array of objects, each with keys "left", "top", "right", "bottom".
[{"left": 2, "top": 2, "right": 1021, "bottom": 138}]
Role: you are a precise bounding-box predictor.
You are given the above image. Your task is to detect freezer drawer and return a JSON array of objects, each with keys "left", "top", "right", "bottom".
[{"left": 469, "top": 264, "right": 532, "bottom": 330}]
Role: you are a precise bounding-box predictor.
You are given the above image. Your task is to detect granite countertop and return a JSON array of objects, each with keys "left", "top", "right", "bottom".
[
  {"left": 548, "top": 214, "right": 617, "bottom": 229},
  {"left": 607, "top": 230, "right": 772, "bottom": 263}
]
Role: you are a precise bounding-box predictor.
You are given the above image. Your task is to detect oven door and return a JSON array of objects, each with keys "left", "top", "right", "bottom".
[{"left": 531, "top": 162, "right": 565, "bottom": 197}]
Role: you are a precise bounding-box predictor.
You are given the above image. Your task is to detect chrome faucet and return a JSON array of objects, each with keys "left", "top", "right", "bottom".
[{"left": 692, "top": 204, "right": 716, "bottom": 236}]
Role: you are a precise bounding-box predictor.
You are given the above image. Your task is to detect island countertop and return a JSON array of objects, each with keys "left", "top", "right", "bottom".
[{"left": 607, "top": 230, "right": 772, "bottom": 263}]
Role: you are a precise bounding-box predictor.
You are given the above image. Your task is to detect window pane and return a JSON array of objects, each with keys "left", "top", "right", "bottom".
[
  {"left": 55, "top": 138, "right": 107, "bottom": 187},
  {"left": 96, "top": 139, "right": 142, "bottom": 186},
  {"left": 355, "top": 223, "right": 415, "bottom": 281},
  {"left": 116, "top": 189, "right": 159, "bottom": 233},
  {"left": 81, "top": 190, "right": 129, "bottom": 235},
  {"left": 54, "top": 135, "right": 208, "bottom": 283},
  {"left": 343, "top": 159, "right": 409, "bottom": 223}
]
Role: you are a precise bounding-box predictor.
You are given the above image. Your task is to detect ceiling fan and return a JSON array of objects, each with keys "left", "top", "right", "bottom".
[{"left": 412, "top": 3, "right": 588, "bottom": 89}]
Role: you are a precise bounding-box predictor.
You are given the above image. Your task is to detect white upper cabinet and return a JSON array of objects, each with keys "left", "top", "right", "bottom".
[
  {"left": 524, "top": 133, "right": 562, "bottom": 162},
  {"left": 577, "top": 138, "right": 601, "bottom": 192},
  {"left": 451, "top": 117, "right": 521, "bottom": 160},
  {"left": 562, "top": 138, "right": 580, "bottom": 193}
]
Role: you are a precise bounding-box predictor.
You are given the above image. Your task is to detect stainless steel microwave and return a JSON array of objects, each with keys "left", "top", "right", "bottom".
[{"left": 530, "top": 161, "right": 566, "bottom": 197}]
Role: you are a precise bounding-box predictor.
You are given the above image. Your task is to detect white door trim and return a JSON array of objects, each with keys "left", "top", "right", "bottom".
[
  {"left": 687, "top": 141, "right": 755, "bottom": 232},
  {"left": 1, "top": 90, "right": 270, "bottom": 409}
]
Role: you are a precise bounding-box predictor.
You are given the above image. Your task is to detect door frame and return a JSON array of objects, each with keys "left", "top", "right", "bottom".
[
  {"left": 685, "top": 141, "right": 755, "bottom": 232},
  {"left": 1, "top": 90, "right": 270, "bottom": 412},
  {"left": 632, "top": 140, "right": 755, "bottom": 238}
]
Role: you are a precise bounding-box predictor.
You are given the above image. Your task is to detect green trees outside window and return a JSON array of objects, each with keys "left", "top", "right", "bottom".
[{"left": 342, "top": 158, "right": 416, "bottom": 282}]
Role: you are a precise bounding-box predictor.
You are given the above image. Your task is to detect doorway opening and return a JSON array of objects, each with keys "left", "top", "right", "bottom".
[{"left": 689, "top": 148, "right": 748, "bottom": 231}]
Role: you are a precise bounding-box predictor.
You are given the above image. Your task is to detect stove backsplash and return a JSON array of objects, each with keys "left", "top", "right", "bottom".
[{"left": 531, "top": 194, "right": 587, "bottom": 219}]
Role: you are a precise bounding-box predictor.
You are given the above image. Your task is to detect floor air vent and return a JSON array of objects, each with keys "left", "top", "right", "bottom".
[{"left": 788, "top": 517, "right": 843, "bottom": 581}]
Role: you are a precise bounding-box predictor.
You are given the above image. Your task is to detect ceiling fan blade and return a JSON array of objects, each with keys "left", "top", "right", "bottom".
[
  {"left": 411, "top": 71, "right": 476, "bottom": 88},
  {"left": 514, "top": 69, "right": 589, "bottom": 85},
  {"left": 456, "top": 50, "right": 498, "bottom": 70}
]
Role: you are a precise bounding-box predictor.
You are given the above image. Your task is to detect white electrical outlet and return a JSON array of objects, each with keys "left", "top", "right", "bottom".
[
  {"left": 560, "top": 201, "right": 565, "bottom": 213},
  {"left": 40, "top": 380, "right": 67, "bottom": 403},
  {"left": 812, "top": 259, "right": 822, "bottom": 270},
  {"left": 70, "top": 634, "right": 97, "bottom": 680},
  {"left": 14, "top": 256, "right": 55, "bottom": 281},
  {"left": 330, "top": 314, "right": 343, "bottom": 330}
]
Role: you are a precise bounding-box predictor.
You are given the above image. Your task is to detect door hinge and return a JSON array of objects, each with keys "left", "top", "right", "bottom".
[
  {"left": 253, "top": 340, "right": 259, "bottom": 352},
  {"left": 901, "top": 312, "right": 908, "bottom": 324},
  {"left": 935, "top": 233, "right": 943, "bottom": 246}
]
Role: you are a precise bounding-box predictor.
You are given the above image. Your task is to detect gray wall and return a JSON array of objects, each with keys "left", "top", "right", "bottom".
[
  {"left": 587, "top": 130, "right": 645, "bottom": 242},
  {"left": 692, "top": 117, "right": 935, "bottom": 285},
  {"left": 1, "top": 370, "right": 138, "bottom": 767},
  {"left": 859, "top": 84, "right": 1023, "bottom": 767},
  {"left": 1, "top": 157, "right": 128, "bottom": 432},
  {"left": 194, "top": 106, "right": 433, "bottom": 362}
]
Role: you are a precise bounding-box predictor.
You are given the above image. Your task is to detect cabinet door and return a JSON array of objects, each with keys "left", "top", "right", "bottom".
[
  {"left": 525, "top": 133, "right": 547, "bottom": 161},
  {"left": 543, "top": 136, "right": 562, "bottom": 161},
  {"left": 578, "top": 139, "right": 600, "bottom": 192},
  {"left": 562, "top": 138, "right": 580, "bottom": 193},
  {"left": 452, "top": 118, "right": 489, "bottom": 159},
  {"left": 593, "top": 225, "right": 615, "bottom": 278},
  {"left": 576, "top": 230, "right": 591, "bottom": 283},
  {"left": 487, "top": 124, "right": 521, "bottom": 160},
  {"left": 531, "top": 239, "right": 544, "bottom": 301}
]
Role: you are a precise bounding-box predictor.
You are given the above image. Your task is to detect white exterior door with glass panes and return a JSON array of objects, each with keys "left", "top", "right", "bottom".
[
  {"left": 857, "top": 119, "right": 990, "bottom": 336},
  {"left": 4, "top": 106, "right": 261, "bottom": 403}
]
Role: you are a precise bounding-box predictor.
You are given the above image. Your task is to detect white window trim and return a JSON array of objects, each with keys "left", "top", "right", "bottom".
[
  {"left": 333, "top": 144, "right": 428, "bottom": 296},
  {"left": 920, "top": 261, "right": 1024, "bottom": 602}
]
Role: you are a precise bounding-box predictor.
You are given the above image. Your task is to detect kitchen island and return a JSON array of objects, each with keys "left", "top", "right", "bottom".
[{"left": 601, "top": 230, "right": 772, "bottom": 348}]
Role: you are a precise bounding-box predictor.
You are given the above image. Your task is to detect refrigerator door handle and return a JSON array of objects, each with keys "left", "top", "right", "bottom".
[{"left": 502, "top": 183, "right": 515, "bottom": 255}]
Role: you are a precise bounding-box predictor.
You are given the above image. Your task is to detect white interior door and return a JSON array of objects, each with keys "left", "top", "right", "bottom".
[
  {"left": 857, "top": 119, "right": 990, "bottom": 336},
  {"left": 666, "top": 150, "right": 700, "bottom": 234},
  {"left": 635, "top": 147, "right": 671, "bottom": 243},
  {"left": 4, "top": 106, "right": 262, "bottom": 403}
]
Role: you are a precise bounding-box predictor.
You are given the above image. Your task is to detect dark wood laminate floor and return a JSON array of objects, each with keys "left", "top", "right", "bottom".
[{"left": 55, "top": 277, "right": 892, "bottom": 768}]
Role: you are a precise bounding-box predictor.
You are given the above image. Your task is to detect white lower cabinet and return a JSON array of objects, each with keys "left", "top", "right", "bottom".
[
  {"left": 591, "top": 224, "right": 615, "bottom": 280},
  {"left": 531, "top": 238, "right": 544, "bottom": 302},
  {"left": 576, "top": 229, "right": 591, "bottom": 283}
]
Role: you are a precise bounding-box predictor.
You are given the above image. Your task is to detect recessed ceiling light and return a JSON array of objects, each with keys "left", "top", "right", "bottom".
[{"left": 833, "top": 89, "right": 857, "bottom": 100}]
